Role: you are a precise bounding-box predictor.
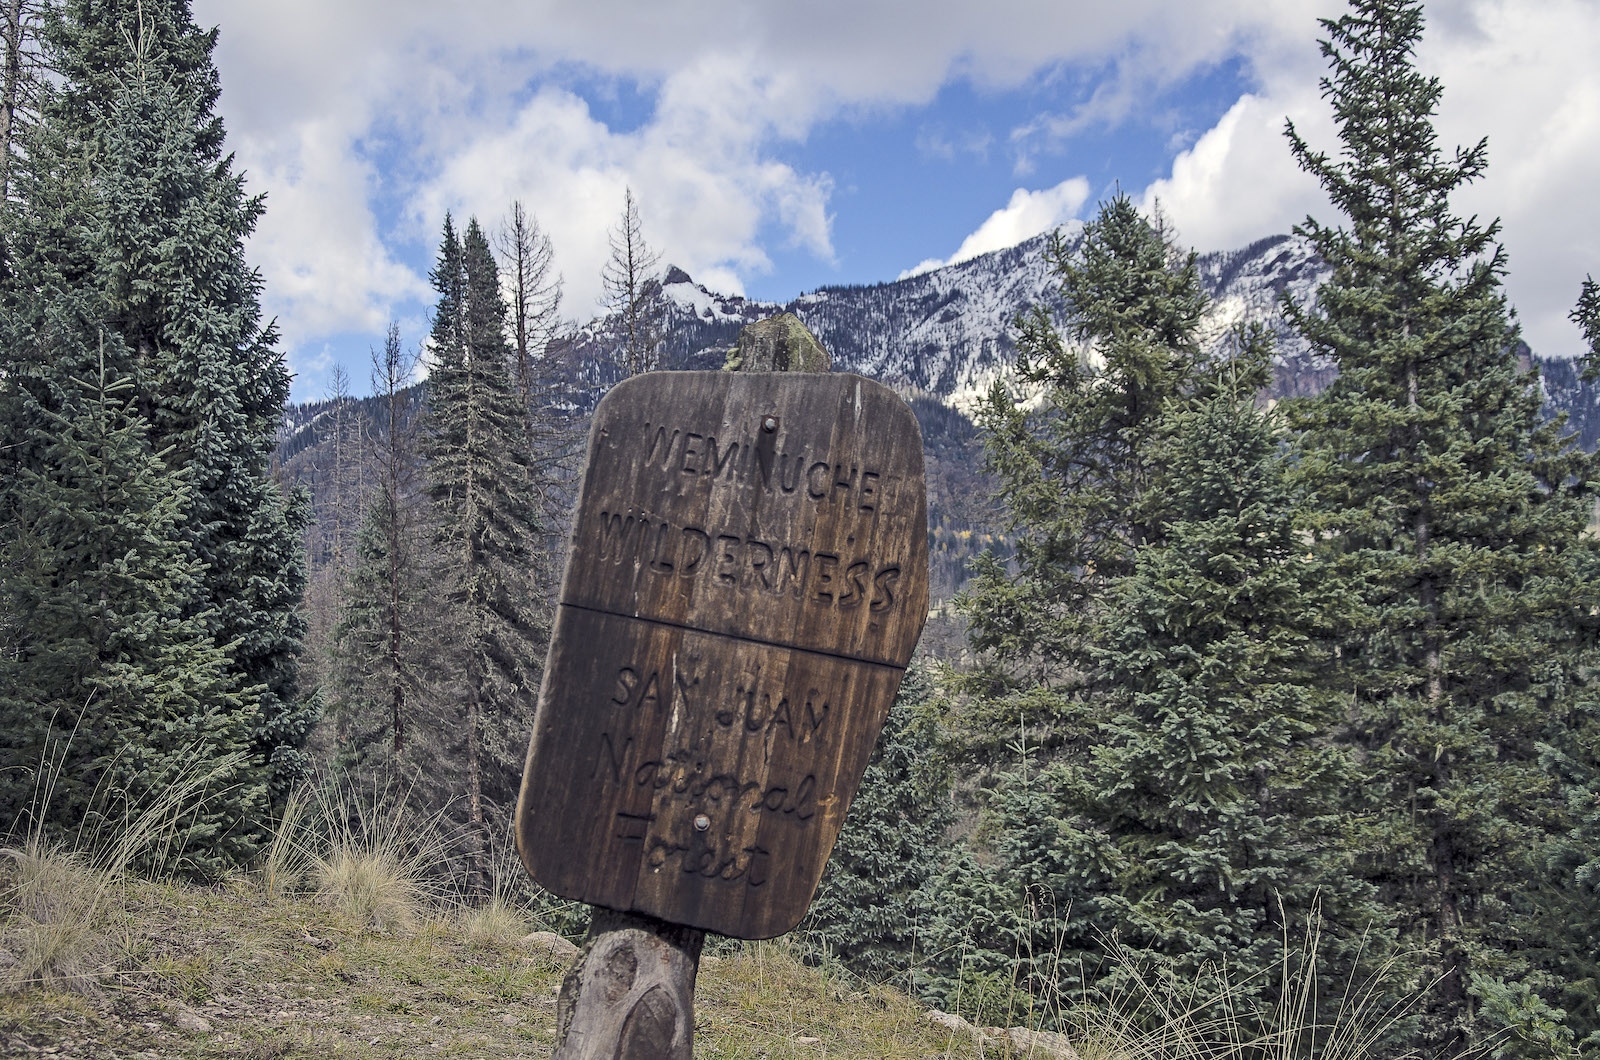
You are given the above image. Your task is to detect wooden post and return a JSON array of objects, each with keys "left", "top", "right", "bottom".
[
  {"left": 552, "top": 909, "right": 704, "bottom": 1060},
  {"left": 547, "top": 317, "right": 824, "bottom": 1058},
  {"left": 532, "top": 313, "right": 923, "bottom": 1058}
]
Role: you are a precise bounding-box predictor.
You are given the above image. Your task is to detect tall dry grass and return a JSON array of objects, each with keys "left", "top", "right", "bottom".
[
  {"left": 296, "top": 777, "right": 452, "bottom": 932},
  {"left": 262, "top": 777, "right": 576, "bottom": 946},
  {"left": 0, "top": 740, "right": 249, "bottom": 994},
  {"left": 896, "top": 893, "right": 1418, "bottom": 1060},
  {"left": 257, "top": 784, "right": 312, "bottom": 898},
  {"left": 1053, "top": 921, "right": 1418, "bottom": 1060}
]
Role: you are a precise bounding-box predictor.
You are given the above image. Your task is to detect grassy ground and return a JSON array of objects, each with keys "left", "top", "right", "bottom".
[{"left": 0, "top": 876, "right": 1010, "bottom": 1059}]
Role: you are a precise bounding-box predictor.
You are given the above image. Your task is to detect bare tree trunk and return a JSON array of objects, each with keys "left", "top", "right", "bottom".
[
  {"left": 0, "top": 0, "right": 27, "bottom": 207},
  {"left": 466, "top": 664, "right": 486, "bottom": 899},
  {"left": 377, "top": 327, "right": 410, "bottom": 757},
  {"left": 495, "top": 200, "right": 563, "bottom": 492},
  {"left": 601, "top": 187, "right": 661, "bottom": 377}
]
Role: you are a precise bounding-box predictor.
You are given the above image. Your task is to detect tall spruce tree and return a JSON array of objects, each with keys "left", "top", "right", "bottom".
[
  {"left": 0, "top": 350, "right": 258, "bottom": 872},
  {"left": 1062, "top": 364, "right": 1376, "bottom": 1022},
  {"left": 1551, "top": 281, "right": 1600, "bottom": 1051},
  {"left": 802, "top": 665, "right": 954, "bottom": 985},
  {"left": 962, "top": 196, "right": 1208, "bottom": 733},
  {"left": 959, "top": 196, "right": 1368, "bottom": 1034},
  {"left": 958, "top": 200, "right": 1224, "bottom": 995},
  {"left": 328, "top": 324, "right": 428, "bottom": 770},
  {"left": 0, "top": 0, "right": 307, "bottom": 857},
  {"left": 423, "top": 216, "right": 547, "bottom": 898},
  {"left": 1285, "top": 1, "right": 1599, "bottom": 1052}
]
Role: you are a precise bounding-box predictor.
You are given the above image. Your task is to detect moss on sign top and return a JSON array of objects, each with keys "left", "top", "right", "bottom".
[{"left": 725, "top": 313, "right": 831, "bottom": 373}]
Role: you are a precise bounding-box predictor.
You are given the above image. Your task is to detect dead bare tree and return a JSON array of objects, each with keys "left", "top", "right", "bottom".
[
  {"left": 497, "top": 200, "right": 563, "bottom": 406},
  {"left": 599, "top": 186, "right": 663, "bottom": 377},
  {"left": 0, "top": 0, "right": 45, "bottom": 208}
]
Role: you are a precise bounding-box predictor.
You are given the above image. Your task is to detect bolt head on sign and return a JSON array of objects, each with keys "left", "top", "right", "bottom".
[{"left": 515, "top": 371, "right": 928, "bottom": 940}]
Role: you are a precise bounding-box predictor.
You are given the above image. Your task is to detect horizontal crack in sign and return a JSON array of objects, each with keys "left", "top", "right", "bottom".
[{"left": 557, "top": 601, "right": 908, "bottom": 672}]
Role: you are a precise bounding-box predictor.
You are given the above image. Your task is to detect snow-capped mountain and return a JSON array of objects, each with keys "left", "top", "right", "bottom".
[
  {"left": 563, "top": 229, "right": 1336, "bottom": 415},
  {"left": 284, "top": 225, "right": 1598, "bottom": 462}
]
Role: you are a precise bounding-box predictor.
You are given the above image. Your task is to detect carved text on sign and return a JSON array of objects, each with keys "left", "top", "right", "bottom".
[
  {"left": 628, "top": 421, "right": 883, "bottom": 508},
  {"left": 592, "top": 512, "right": 903, "bottom": 612},
  {"left": 516, "top": 372, "right": 927, "bottom": 939}
]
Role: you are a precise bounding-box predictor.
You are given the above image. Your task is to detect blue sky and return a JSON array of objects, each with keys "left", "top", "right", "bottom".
[{"left": 192, "top": 0, "right": 1600, "bottom": 402}]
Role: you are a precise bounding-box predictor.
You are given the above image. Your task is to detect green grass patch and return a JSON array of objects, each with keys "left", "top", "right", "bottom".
[{"left": 1, "top": 877, "right": 1002, "bottom": 1058}]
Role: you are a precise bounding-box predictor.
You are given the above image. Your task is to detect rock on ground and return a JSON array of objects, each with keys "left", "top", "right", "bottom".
[
  {"left": 171, "top": 1004, "right": 212, "bottom": 1033},
  {"left": 997, "top": 1026, "right": 1080, "bottom": 1059},
  {"left": 519, "top": 931, "right": 581, "bottom": 960},
  {"left": 924, "top": 1010, "right": 1080, "bottom": 1059}
]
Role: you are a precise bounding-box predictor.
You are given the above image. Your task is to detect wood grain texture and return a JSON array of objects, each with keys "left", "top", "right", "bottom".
[
  {"left": 517, "top": 371, "right": 927, "bottom": 939},
  {"left": 552, "top": 909, "right": 704, "bottom": 1060}
]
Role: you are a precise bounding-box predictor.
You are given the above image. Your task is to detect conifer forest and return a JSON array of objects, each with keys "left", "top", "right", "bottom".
[{"left": 3, "top": 0, "right": 1600, "bottom": 1057}]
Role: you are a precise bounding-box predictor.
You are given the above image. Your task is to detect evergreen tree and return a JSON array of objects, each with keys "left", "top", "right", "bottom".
[
  {"left": 0, "top": 0, "right": 308, "bottom": 860},
  {"left": 1575, "top": 277, "right": 1599, "bottom": 375},
  {"left": 1064, "top": 366, "right": 1375, "bottom": 1021},
  {"left": 1528, "top": 279, "right": 1600, "bottom": 1055},
  {"left": 0, "top": 349, "right": 257, "bottom": 873},
  {"left": 957, "top": 195, "right": 1370, "bottom": 1036},
  {"left": 957, "top": 199, "right": 1226, "bottom": 998},
  {"left": 1285, "top": 1, "right": 1599, "bottom": 1052},
  {"left": 423, "top": 216, "right": 547, "bottom": 898},
  {"left": 962, "top": 196, "right": 1210, "bottom": 743},
  {"left": 328, "top": 324, "right": 429, "bottom": 771}
]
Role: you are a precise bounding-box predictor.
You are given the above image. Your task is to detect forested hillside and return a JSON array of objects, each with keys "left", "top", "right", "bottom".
[{"left": 278, "top": 220, "right": 1594, "bottom": 646}]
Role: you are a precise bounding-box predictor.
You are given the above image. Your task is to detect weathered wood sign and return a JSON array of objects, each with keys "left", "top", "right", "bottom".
[{"left": 516, "top": 370, "right": 927, "bottom": 940}]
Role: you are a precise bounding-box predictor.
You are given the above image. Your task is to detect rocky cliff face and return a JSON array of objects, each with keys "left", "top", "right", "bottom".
[
  {"left": 288, "top": 225, "right": 1591, "bottom": 449},
  {"left": 554, "top": 229, "right": 1339, "bottom": 417}
]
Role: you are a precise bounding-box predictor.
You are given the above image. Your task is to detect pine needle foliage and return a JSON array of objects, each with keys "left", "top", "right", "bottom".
[
  {"left": 956, "top": 194, "right": 1375, "bottom": 1041},
  {"left": 0, "top": 0, "right": 310, "bottom": 866},
  {"left": 327, "top": 325, "right": 430, "bottom": 772},
  {"left": 0, "top": 357, "right": 256, "bottom": 870},
  {"left": 1283, "top": 1, "right": 1600, "bottom": 1053},
  {"left": 1072, "top": 373, "right": 1380, "bottom": 1031},
  {"left": 963, "top": 197, "right": 1214, "bottom": 707},
  {"left": 422, "top": 216, "right": 548, "bottom": 899},
  {"left": 802, "top": 665, "right": 954, "bottom": 986}
]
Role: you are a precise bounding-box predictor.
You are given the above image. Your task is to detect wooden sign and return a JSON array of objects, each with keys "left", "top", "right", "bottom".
[{"left": 516, "top": 371, "right": 928, "bottom": 939}]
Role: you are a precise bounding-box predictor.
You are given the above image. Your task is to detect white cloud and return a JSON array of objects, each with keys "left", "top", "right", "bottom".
[
  {"left": 191, "top": 0, "right": 1600, "bottom": 384},
  {"left": 406, "top": 59, "right": 838, "bottom": 314},
  {"left": 1141, "top": 0, "right": 1600, "bottom": 358},
  {"left": 241, "top": 118, "right": 431, "bottom": 371},
  {"left": 1438, "top": 0, "right": 1600, "bottom": 358},
  {"left": 194, "top": 0, "right": 1331, "bottom": 363},
  {"left": 900, "top": 178, "right": 1092, "bottom": 278},
  {"left": 1139, "top": 90, "right": 1328, "bottom": 253}
]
